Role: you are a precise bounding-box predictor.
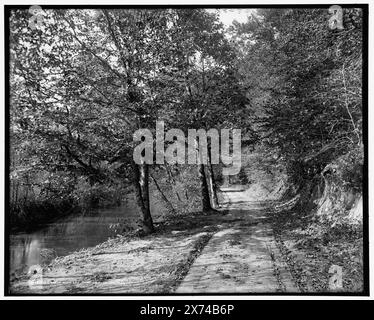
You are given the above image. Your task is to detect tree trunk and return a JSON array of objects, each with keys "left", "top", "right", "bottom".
[
  {"left": 199, "top": 163, "right": 212, "bottom": 212},
  {"left": 14, "top": 182, "right": 19, "bottom": 204},
  {"left": 206, "top": 145, "right": 219, "bottom": 208},
  {"left": 166, "top": 165, "right": 182, "bottom": 202},
  {"left": 133, "top": 162, "right": 154, "bottom": 234},
  {"left": 150, "top": 173, "right": 176, "bottom": 215},
  {"left": 194, "top": 138, "right": 212, "bottom": 212},
  {"left": 88, "top": 175, "right": 99, "bottom": 207}
]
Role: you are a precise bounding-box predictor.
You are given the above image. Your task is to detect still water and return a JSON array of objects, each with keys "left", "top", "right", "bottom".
[{"left": 9, "top": 200, "right": 147, "bottom": 276}]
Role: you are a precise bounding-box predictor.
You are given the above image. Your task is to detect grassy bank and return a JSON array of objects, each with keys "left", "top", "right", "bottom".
[
  {"left": 10, "top": 198, "right": 79, "bottom": 232},
  {"left": 10, "top": 187, "right": 124, "bottom": 232},
  {"left": 9, "top": 209, "right": 225, "bottom": 294},
  {"left": 270, "top": 205, "right": 363, "bottom": 292},
  {"left": 269, "top": 156, "right": 364, "bottom": 292}
]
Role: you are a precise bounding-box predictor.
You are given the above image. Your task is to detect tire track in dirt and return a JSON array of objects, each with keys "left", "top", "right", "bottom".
[{"left": 176, "top": 187, "right": 299, "bottom": 293}]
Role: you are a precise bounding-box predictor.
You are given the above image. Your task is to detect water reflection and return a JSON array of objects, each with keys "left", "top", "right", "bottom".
[{"left": 10, "top": 201, "right": 143, "bottom": 275}]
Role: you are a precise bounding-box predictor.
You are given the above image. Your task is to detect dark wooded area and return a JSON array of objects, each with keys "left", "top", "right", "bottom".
[{"left": 8, "top": 7, "right": 365, "bottom": 294}]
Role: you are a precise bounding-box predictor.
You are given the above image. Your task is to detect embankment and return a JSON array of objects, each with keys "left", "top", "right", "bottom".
[{"left": 270, "top": 150, "right": 364, "bottom": 292}]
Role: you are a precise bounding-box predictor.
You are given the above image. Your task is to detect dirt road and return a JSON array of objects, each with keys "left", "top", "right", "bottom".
[
  {"left": 176, "top": 186, "right": 298, "bottom": 293},
  {"left": 10, "top": 187, "right": 299, "bottom": 294}
]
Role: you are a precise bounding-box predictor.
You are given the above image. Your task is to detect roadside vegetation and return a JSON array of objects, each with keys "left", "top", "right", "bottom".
[{"left": 9, "top": 7, "right": 364, "bottom": 292}]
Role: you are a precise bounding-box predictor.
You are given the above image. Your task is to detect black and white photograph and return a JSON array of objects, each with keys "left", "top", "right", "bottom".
[{"left": 1, "top": 1, "right": 369, "bottom": 301}]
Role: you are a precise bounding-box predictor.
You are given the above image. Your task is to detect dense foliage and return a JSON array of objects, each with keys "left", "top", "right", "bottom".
[
  {"left": 9, "top": 9, "right": 247, "bottom": 230},
  {"left": 9, "top": 8, "right": 364, "bottom": 232},
  {"left": 232, "top": 8, "right": 363, "bottom": 187}
]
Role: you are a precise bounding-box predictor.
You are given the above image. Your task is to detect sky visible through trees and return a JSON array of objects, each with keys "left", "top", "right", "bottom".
[
  {"left": 9, "top": 7, "right": 364, "bottom": 231},
  {"left": 6, "top": 5, "right": 366, "bottom": 295}
]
